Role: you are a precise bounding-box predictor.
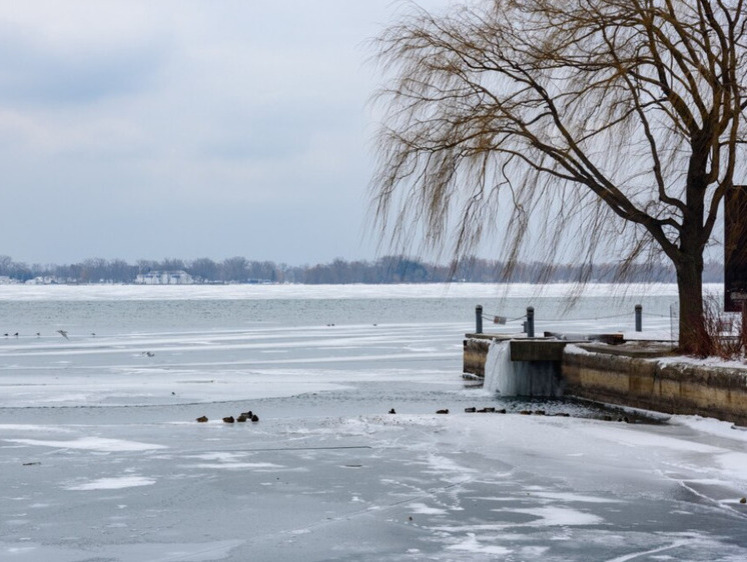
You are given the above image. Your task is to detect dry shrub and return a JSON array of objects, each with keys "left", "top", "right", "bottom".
[{"left": 700, "top": 295, "right": 744, "bottom": 361}]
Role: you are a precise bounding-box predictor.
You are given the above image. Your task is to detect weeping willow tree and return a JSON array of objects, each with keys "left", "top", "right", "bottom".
[{"left": 371, "top": 0, "right": 747, "bottom": 355}]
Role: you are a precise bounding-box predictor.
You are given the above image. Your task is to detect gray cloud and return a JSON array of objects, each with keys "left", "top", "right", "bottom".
[{"left": 0, "top": 0, "right": 450, "bottom": 266}]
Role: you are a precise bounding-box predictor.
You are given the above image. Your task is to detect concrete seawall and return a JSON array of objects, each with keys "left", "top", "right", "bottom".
[
  {"left": 464, "top": 336, "right": 747, "bottom": 425},
  {"left": 563, "top": 346, "right": 747, "bottom": 426}
]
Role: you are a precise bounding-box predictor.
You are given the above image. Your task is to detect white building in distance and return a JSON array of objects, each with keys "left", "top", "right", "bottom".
[{"left": 135, "top": 270, "right": 194, "bottom": 285}]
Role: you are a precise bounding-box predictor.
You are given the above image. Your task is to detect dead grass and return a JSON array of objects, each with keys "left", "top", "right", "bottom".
[{"left": 700, "top": 296, "right": 745, "bottom": 361}]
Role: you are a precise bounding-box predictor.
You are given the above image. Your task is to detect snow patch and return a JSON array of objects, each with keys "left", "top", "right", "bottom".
[
  {"left": 579, "top": 426, "right": 723, "bottom": 454},
  {"left": 530, "top": 491, "right": 623, "bottom": 504},
  {"left": 498, "top": 506, "right": 604, "bottom": 527},
  {"left": 66, "top": 476, "right": 155, "bottom": 491},
  {"left": 425, "top": 453, "right": 477, "bottom": 476},
  {"left": 446, "top": 533, "right": 512, "bottom": 555},
  {"left": 564, "top": 344, "right": 596, "bottom": 356},
  {"left": 657, "top": 355, "right": 747, "bottom": 370},
  {"left": 676, "top": 415, "right": 747, "bottom": 443},
  {"left": 408, "top": 502, "right": 448, "bottom": 515},
  {"left": 6, "top": 437, "right": 166, "bottom": 452},
  {"left": 0, "top": 424, "right": 73, "bottom": 434},
  {"left": 189, "top": 463, "right": 285, "bottom": 471}
]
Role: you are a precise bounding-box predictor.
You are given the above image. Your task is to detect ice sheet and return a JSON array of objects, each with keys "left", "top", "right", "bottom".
[
  {"left": 0, "top": 282, "right": 701, "bottom": 301},
  {"left": 2, "top": 286, "right": 746, "bottom": 561}
]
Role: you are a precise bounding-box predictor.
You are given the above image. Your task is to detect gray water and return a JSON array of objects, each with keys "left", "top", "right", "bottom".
[{"left": 0, "top": 287, "right": 680, "bottom": 336}]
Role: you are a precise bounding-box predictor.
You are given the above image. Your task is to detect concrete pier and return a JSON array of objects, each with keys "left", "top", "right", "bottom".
[
  {"left": 464, "top": 334, "right": 747, "bottom": 425},
  {"left": 463, "top": 334, "right": 595, "bottom": 373}
]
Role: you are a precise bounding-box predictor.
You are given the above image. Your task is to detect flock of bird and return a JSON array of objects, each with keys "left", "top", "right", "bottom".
[
  {"left": 196, "top": 410, "right": 260, "bottom": 424},
  {"left": 390, "top": 406, "right": 574, "bottom": 416},
  {"left": 1, "top": 329, "right": 92, "bottom": 339}
]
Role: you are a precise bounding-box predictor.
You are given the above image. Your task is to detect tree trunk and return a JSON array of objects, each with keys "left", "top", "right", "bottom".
[{"left": 675, "top": 256, "right": 713, "bottom": 356}]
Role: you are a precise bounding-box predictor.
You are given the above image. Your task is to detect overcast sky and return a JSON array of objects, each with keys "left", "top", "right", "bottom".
[{"left": 0, "top": 0, "right": 450, "bottom": 266}]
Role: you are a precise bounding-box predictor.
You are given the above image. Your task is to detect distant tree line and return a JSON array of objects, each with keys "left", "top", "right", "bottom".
[{"left": 0, "top": 254, "right": 724, "bottom": 285}]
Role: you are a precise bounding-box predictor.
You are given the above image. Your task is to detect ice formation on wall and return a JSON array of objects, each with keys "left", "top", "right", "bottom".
[{"left": 483, "top": 340, "right": 563, "bottom": 397}]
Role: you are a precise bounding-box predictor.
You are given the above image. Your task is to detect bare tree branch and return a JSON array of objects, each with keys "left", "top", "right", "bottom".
[{"left": 371, "top": 0, "right": 747, "bottom": 353}]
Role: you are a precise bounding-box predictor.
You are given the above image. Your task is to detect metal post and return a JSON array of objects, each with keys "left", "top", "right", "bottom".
[
  {"left": 526, "top": 306, "right": 535, "bottom": 338},
  {"left": 475, "top": 305, "right": 483, "bottom": 334},
  {"left": 635, "top": 304, "right": 642, "bottom": 332}
]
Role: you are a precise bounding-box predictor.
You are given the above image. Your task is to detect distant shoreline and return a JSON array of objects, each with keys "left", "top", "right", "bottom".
[{"left": 0, "top": 255, "right": 724, "bottom": 286}]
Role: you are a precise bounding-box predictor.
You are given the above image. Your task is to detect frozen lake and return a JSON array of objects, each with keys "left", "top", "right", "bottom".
[{"left": 2, "top": 283, "right": 747, "bottom": 561}]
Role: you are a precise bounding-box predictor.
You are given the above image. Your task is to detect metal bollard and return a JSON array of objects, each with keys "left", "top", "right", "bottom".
[
  {"left": 526, "top": 306, "right": 535, "bottom": 338},
  {"left": 475, "top": 305, "right": 483, "bottom": 334},
  {"left": 635, "top": 304, "right": 642, "bottom": 332}
]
